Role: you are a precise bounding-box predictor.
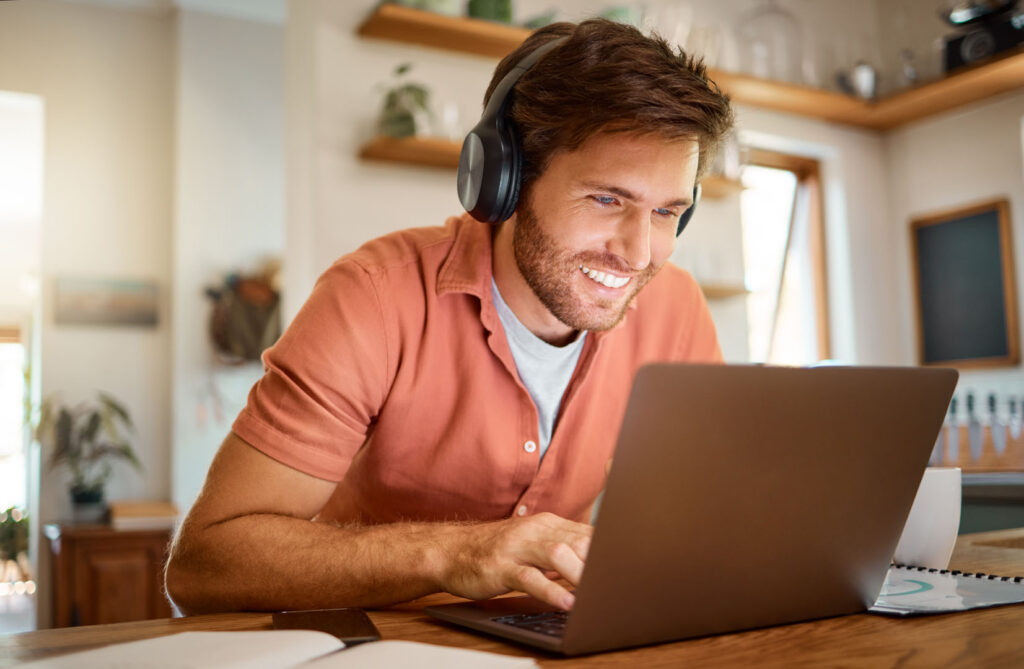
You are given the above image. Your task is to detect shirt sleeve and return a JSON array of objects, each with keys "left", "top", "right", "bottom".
[{"left": 232, "top": 259, "right": 390, "bottom": 481}]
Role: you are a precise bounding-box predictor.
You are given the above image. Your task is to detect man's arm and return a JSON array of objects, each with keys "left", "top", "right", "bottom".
[{"left": 165, "top": 432, "right": 592, "bottom": 614}]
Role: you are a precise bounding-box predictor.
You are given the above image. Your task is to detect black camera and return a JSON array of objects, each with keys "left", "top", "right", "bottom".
[{"left": 944, "top": 7, "right": 1024, "bottom": 71}]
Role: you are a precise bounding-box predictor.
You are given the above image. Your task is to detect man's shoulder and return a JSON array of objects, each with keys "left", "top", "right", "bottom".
[{"left": 343, "top": 218, "right": 462, "bottom": 275}]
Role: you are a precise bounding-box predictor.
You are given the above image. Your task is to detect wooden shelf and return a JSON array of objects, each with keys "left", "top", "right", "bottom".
[
  {"left": 700, "top": 175, "right": 743, "bottom": 199},
  {"left": 356, "top": 4, "right": 1024, "bottom": 130},
  {"left": 357, "top": 2, "right": 526, "bottom": 59},
  {"left": 359, "top": 135, "right": 743, "bottom": 198},
  {"left": 700, "top": 283, "right": 750, "bottom": 300},
  {"left": 359, "top": 135, "right": 461, "bottom": 169}
]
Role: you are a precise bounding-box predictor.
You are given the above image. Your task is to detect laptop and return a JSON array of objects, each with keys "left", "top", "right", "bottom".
[{"left": 426, "top": 363, "right": 958, "bottom": 655}]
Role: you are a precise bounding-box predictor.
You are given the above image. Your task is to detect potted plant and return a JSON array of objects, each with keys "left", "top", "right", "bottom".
[
  {"left": 377, "top": 63, "right": 433, "bottom": 138},
  {"left": 35, "top": 392, "right": 142, "bottom": 522},
  {"left": 0, "top": 507, "right": 30, "bottom": 582}
]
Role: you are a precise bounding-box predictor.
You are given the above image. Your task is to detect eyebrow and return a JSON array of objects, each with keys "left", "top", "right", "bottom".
[{"left": 580, "top": 181, "right": 692, "bottom": 209}]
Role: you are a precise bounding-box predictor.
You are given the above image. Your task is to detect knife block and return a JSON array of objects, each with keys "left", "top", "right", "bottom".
[{"left": 934, "top": 424, "right": 1024, "bottom": 472}]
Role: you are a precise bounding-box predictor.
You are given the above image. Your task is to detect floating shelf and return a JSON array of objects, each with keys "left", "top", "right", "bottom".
[
  {"left": 359, "top": 135, "right": 743, "bottom": 197},
  {"left": 700, "top": 175, "right": 744, "bottom": 199},
  {"left": 700, "top": 283, "right": 750, "bottom": 300},
  {"left": 359, "top": 135, "right": 460, "bottom": 169},
  {"left": 357, "top": 2, "right": 526, "bottom": 59},
  {"left": 357, "top": 4, "right": 1024, "bottom": 131}
]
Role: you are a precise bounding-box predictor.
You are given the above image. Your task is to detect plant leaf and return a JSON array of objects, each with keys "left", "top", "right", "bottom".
[
  {"left": 98, "top": 392, "right": 134, "bottom": 430},
  {"left": 49, "top": 409, "right": 74, "bottom": 469},
  {"left": 78, "top": 412, "right": 101, "bottom": 448},
  {"left": 36, "top": 396, "right": 55, "bottom": 442}
]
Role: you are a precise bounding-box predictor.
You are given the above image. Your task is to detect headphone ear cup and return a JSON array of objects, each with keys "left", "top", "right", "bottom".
[
  {"left": 676, "top": 184, "right": 701, "bottom": 236},
  {"left": 458, "top": 119, "right": 521, "bottom": 223},
  {"left": 676, "top": 204, "right": 695, "bottom": 236},
  {"left": 495, "top": 123, "right": 523, "bottom": 223}
]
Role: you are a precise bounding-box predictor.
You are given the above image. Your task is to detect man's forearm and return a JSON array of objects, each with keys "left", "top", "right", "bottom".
[{"left": 165, "top": 513, "right": 455, "bottom": 614}]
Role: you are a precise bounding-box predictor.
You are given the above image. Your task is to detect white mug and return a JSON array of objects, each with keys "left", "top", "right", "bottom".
[{"left": 893, "top": 467, "right": 962, "bottom": 569}]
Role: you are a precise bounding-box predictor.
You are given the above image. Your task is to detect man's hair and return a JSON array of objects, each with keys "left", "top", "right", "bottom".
[{"left": 484, "top": 19, "right": 735, "bottom": 199}]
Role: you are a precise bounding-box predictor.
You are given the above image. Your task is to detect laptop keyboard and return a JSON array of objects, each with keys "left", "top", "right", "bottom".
[{"left": 492, "top": 610, "right": 569, "bottom": 637}]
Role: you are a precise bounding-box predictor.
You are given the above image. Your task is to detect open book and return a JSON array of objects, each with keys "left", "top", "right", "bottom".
[
  {"left": 870, "top": 565, "right": 1024, "bottom": 616},
  {"left": 20, "top": 632, "right": 538, "bottom": 669}
]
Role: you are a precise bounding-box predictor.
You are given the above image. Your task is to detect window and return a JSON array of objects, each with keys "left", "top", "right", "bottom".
[
  {"left": 0, "top": 333, "right": 26, "bottom": 512},
  {"left": 740, "top": 150, "right": 829, "bottom": 365}
]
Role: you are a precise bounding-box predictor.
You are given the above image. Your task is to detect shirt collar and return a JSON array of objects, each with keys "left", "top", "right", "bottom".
[{"left": 436, "top": 213, "right": 494, "bottom": 301}]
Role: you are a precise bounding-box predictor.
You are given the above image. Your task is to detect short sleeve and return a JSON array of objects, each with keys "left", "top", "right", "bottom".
[{"left": 232, "top": 259, "right": 391, "bottom": 481}]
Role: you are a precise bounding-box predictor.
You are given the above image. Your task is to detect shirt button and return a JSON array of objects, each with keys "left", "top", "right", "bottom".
[
  {"left": 524, "top": 440, "right": 537, "bottom": 453},
  {"left": 517, "top": 505, "right": 528, "bottom": 516}
]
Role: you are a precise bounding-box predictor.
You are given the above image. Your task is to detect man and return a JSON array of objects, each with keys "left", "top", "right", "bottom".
[{"left": 165, "top": 18, "right": 733, "bottom": 615}]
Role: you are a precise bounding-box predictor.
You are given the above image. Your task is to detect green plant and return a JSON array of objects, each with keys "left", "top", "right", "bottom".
[
  {"left": 0, "top": 508, "right": 29, "bottom": 563},
  {"left": 377, "top": 63, "right": 432, "bottom": 138},
  {"left": 36, "top": 392, "right": 142, "bottom": 496}
]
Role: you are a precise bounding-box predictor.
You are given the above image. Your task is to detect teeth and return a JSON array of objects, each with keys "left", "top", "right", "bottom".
[{"left": 579, "top": 265, "right": 630, "bottom": 289}]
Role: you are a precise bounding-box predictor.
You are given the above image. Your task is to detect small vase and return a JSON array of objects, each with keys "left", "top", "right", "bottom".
[
  {"left": 468, "top": 0, "right": 512, "bottom": 24},
  {"left": 71, "top": 486, "right": 107, "bottom": 524}
]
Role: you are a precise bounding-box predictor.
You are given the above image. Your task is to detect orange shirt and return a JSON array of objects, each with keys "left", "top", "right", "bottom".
[{"left": 232, "top": 214, "right": 722, "bottom": 525}]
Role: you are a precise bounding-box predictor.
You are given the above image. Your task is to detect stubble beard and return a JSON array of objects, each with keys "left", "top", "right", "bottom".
[{"left": 512, "top": 201, "right": 660, "bottom": 333}]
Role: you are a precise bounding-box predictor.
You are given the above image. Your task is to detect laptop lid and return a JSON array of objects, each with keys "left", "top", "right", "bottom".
[{"left": 428, "top": 364, "right": 958, "bottom": 656}]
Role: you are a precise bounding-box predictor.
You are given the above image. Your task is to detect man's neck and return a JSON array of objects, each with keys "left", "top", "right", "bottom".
[{"left": 491, "top": 218, "right": 578, "bottom": 347}]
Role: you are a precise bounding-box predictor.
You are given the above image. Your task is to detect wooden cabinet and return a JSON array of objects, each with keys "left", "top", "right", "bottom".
[{"left": 44, "top": 524, "right": 173, "bottom": 627}]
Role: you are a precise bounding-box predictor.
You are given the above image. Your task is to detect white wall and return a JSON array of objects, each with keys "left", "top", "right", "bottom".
[
  {"left": 0, "top": 0, "right": 174, "bottom": 627},
  {"left": 285, "top": 0, "right": 494, "bottom": 314},
  {"left": 0, "top": 92, "right": 44, "bottom": 316},
  {"left": 171, "top": 9, "right": 285, "bottom": 510},
  {"left": 886, "top": 91, "right": 1024, "bottom": 395},
  {"left": 0, "top": 0, "right": 285, "bottom": 626},
  {"left": 0, "top": 0, "right": 175, "bottom": 508}
]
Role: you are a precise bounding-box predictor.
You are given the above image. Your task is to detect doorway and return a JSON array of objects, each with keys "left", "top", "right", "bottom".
[{"left": 0, "top": 90, "right": 44, "bottom": 633}]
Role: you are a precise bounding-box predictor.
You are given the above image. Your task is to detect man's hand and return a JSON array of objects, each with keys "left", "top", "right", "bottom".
[
  {"left": 168, "top": 433, "right": 595, "bottom": 613},
  {"left": 440, "top": 512, "right": 592, "bottom": 610}
]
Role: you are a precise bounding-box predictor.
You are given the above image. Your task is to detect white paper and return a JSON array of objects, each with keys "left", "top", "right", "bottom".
[
  {"left": 302, "top": 640, "right": 538, "bottom": 668},
  {"left": 19, "top": 631, "right": 344, "bottom": 669},
  {"left": 871, "top": 566, "right": 1024, "bottom": 615},
  {"left": 20, "top": 632, "right": 538, "bottom": 669}
]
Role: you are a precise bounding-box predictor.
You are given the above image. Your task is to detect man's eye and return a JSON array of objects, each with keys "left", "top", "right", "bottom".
[
  {"left": 654, "top": 208, "right": 676, "bottom": 217},
  {"left": 594, "top": 195, "right": 617, "bottom": 205}
]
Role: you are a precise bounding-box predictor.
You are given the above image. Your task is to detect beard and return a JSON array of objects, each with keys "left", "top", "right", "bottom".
[{"left": 512, "top": 200, "right": 661, "bottom": 333}]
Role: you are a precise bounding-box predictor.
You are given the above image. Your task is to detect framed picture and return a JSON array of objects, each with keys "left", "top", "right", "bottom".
[
  {"left": 910, "top": 198, "right": 1019, "bottom": 368},
  {"left": 54, "top": 278, "right": 159, "bottom": 327}
]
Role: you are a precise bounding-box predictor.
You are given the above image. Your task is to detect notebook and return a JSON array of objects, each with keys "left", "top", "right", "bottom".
[
  {"left": 871, "top": 564, "right": 1024, "bottom": 615},
  {"left": 426, "top": 363, "right": 959, "bottom": 655},
  {"left": 18, "top": 633, "right": 537, "bottom": 669}
]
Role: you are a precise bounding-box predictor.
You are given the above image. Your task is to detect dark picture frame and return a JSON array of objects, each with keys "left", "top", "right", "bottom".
[{"left": 910, "top": 198, "right": 1019, "bottom": 369}]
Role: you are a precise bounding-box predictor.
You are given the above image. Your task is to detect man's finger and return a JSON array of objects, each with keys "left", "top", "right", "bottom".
[
  {"left": 508, "top": 565, "right": 576, "bottom": 610},
  {"left": 523, "top": 539, "right": 586, "bottom": 587}
]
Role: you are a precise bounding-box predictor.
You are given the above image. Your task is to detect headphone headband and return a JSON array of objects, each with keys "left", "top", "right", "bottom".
[
  {"left": 479, "top": 37, "right": 566, "bottom": 124},
  {"left": 457, "top": 37, "right": 567, "bottom": 224}
]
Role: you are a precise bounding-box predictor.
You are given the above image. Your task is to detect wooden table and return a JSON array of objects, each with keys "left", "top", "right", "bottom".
[{"left": 5, "top": 528, "right": 1024, "bottom": 667}]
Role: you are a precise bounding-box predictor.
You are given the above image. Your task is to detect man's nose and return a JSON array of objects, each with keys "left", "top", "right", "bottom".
[{"left": 610, "top": 209, "right": 653, "bottom": 271}]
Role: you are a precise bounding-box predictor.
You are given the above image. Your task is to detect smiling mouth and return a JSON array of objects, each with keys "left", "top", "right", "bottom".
[{"left": 580, "top": 265, "right": 631, "bottom": 289}]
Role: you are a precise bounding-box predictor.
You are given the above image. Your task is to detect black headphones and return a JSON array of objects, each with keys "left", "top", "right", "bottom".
[{"left": 457, "top": 36, "right": 699, "bottom": 236}]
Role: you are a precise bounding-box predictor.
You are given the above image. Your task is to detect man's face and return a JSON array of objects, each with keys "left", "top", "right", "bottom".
[{"left": 512, "top": 132, "right": 700, "bottom": 333}]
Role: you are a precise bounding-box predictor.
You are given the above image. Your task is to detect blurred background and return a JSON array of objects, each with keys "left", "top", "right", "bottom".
[{"left": 1, "top": 0, "right": 1023, "bottom": 632}]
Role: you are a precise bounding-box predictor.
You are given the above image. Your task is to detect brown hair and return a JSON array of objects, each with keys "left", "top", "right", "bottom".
[{"left": 484, "top": 19, "right": 734, "bottom": 197}]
